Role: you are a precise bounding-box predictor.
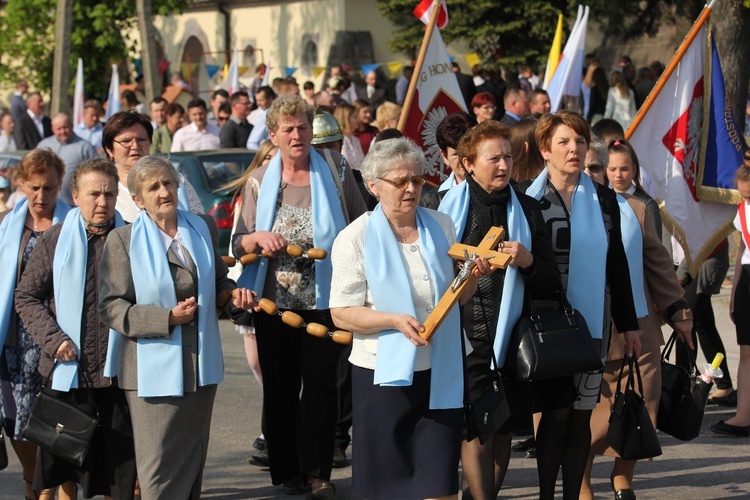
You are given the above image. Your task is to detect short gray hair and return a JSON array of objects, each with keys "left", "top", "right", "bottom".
[
  {"left": 360, "top": 137, "right": 426, "bottom": 196},
  {"left": 588, "top": 139, "right": 608, "bottom": 168},
  {"left": 127, "top": 156, "right": 179, "bottom": 196}
]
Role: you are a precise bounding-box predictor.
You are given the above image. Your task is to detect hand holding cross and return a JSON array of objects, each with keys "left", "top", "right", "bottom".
[{"left": 419, "top": 226, "right": 513, "bottom": 341}]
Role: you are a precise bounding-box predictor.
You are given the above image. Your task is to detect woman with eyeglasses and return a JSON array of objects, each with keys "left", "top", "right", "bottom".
[
  {"left": 102, "top": 111, "right": 203, "bottom": 222},
  {"left": 439, "top": 121, "right": 560, "bottom": 499},
  {"left": 471, "top": 92, "right": 497, "bottom": 124},
  {"left": 330, "top": 137, "right": 495, "bottom": 499}
]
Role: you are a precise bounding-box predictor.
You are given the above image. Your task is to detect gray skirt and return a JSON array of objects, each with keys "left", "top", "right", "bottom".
[{"left": 125, "top": 384, "right": 217, "bottom": 500}]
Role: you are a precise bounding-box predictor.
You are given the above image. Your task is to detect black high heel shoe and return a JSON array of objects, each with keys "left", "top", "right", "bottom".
[{"left": 611, "top": 475, "right": 636, "bottom": 500}]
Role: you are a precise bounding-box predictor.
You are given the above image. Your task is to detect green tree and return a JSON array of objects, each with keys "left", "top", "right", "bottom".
[
  {"left": 377, "top": 0, "right": 568, "bottom": 70},
  {"left": 0, "top": 0, "right": 186, "bottom": 102}
]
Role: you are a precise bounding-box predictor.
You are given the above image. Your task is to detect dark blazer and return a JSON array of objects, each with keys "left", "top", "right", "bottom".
[
  {"left": 219, "top": 118, "right": 253, "bottom": 149},
  {"left": 355, "top": 85, "right": 386, "bottom": 109},
  {"left": 500, "top": 113, "right": 520, "bottom": 127},
  {"left": 14, "top": 112, "right": 52, "bottom": 150},
  {"left": 454, "top": 71, "right": 476, "bottom": 109}
]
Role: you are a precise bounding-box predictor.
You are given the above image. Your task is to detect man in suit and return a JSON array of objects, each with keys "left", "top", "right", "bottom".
[
  {"left": 220, "top": 91, "right": 253, "bottom": 148},
  {"left": 499, "top": 88, "right": 530, "bottom": 126},
  {"left": 14, "top": 91, "right": 52, "bottom": 149},
  {"left": 10, "top": 80, "right": 27, "bottom": 119},
  {"left": 356, "top": 71, "right": 386, "bottom": 111},
  {"left": 452, "top": 62, "right": 476, "bottom": 109}
]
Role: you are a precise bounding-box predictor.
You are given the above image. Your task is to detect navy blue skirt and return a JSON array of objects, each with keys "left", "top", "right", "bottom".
[{"left": 351, "top": 366, "right": 463, "bottom": 500}]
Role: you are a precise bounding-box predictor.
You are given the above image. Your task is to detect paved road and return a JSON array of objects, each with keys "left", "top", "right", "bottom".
[{"left": 1, "top": 286, "right": 749, "bottom": 499}]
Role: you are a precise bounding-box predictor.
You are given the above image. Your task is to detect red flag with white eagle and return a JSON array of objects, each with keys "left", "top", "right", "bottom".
[
  {"left": 414, "top": 0, "right": 449, "bottom": 29},
  {"left": 626, "top": 0, "right": 740, "bottom": 275},
  {"left": 399, "top": 3, "right": 466, "bottom": 183}
]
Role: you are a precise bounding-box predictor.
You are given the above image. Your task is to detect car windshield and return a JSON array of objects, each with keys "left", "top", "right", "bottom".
[{"left": 170, "top": 154, "right": 255, "bottom": 193}]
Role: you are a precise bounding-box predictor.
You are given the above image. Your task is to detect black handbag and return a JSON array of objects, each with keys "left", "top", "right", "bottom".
[
  {"left": 22, "top": 363, "right": 99, "bottom": 467},
  {"left": 461, "top": 287, "right": 511, "bottom": 445},
  {"left": 0, "top": 426, "right": 8, "bottom": 471},
  {"left": 606, "top": 356, "right": 662, "bottom": 460},
  {"left": 656, "top": 331, "right": 712, "bottom": 441},
  {"left": 506, "top": 289, "right": 603, "bottom": 381}
]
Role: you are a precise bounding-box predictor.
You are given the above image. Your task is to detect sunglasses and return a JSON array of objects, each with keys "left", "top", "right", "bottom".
[
  {"left": 377, "top": 175, "right": 426, "bottom": 190},
  {"left": 584, "top": 163, "right": 603, "bottom": 174}
]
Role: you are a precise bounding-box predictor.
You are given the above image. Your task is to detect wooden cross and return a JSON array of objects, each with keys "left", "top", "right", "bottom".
[{"left": 420, "top": 226, "right": 513, "bottom": 341}]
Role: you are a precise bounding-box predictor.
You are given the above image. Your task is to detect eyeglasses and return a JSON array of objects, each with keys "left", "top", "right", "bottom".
[
  {"left": 585, "top": 163, "right": 603, "bottom": 174},
  {"left": 113, "top": 137, "right": 150, "bottom": 148},
  {"left": 218, "top": 116, "right": 230, "bottom": 123},
  {"left": 377, "top": 175, "right": 426, "bottom": 190},
  {"left": 480, "top": 104, "right": 497, "bottom": 111},
  {"left": 236, "top": 101, "right": 252, "bottom": 107}
]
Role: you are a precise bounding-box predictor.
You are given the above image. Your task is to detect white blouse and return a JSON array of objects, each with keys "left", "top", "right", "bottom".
[
  {"left": 329, "top": 210, "right": 457, "bottom": 371},
  {"left": 116, "top": 175, "right": 204, "bottom": 223}
]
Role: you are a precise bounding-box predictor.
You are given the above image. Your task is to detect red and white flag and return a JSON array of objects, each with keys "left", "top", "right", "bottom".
[
  {"left": 414, "top": 0, "right": 449, "bottom": 29},
  {"left": 627, "top": 9, "right": 735, "bottom": 275},
  {"left": 400, "top": 26, "right": 467, "bottom": 183}
]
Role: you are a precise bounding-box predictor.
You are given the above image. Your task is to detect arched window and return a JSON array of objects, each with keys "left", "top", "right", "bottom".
[
  {"left": 182, "top": 36, "right": 204, "bottom": 94},
  {"left": 302, "top": 39, "right": 318, "bottom": 68}
]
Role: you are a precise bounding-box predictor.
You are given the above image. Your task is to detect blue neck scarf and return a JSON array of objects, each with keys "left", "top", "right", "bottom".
[
  {"left": 364, "top": 205, "right": 462, "bottom": 409},
  {"left": 237, "top": 149, "right": 347, "bottom": 309},
  {"left": 104, "top": 210, "right": 224, "bottom": 397},
  {"left": 439, "top": 181, "right": 531, "bottom": 366},
  {"left": 526, "top": 168, "right": 608, "bottom": 338},
  {"left": 52, "top": 209, "right": 125, "bottom": 391},
  {"left": 177, "top": 181, "right": 189, "bottom": 211},
  {"left": 0, "top": 198, "right": 70, "bottom": 347},
  {"left": 438, "top": 172, "right": 455, "bottom": 193},
  {"left": 616, "top": 194, "right": 649, "bottom": 318}
]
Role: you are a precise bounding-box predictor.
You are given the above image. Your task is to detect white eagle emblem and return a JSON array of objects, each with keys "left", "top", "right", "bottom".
[{"left": 420, "top": 106, "right": 449, "bottom": 179}]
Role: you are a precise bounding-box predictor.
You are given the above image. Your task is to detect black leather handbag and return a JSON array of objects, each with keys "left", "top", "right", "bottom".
[
  {"left": 606, "top": 356, "right": 662, "bottom": 460},
  {"left": 22, "top": 363, "right": 99, "bottom": 467},
  {"left": 461, "top": 288, "right": 511, "bottom": 445},
  {"left": 506, "top": 290, "right": 603, "bottom": 381},
  {"left": 656, "top": 331, "right": 712, "bottom": 441}
]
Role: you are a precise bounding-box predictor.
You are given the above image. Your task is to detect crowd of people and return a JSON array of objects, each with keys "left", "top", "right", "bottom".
[{"left": 0, "top": 53, "right": 747, "bottom": 500}]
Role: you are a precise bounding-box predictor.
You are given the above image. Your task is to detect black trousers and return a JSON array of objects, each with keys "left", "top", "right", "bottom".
[{"left": 254, "top": 309, "right": 344, "bottom": 485}]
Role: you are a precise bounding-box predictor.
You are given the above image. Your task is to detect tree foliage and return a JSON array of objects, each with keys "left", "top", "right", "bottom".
[
  {"left": 0, "top": 0, "right": 186, "bottom": 101},
  {"left": 377, "top": 0, "right": 568, "bottom": 69}
]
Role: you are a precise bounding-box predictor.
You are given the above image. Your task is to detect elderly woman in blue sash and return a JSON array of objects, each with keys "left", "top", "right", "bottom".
[
  {"left": 521, "top": 111, "right": 641, "bottom": 499},
  {"left": 330, "top": 137, "right": 489, "bottom": 500},
  {"left": 580, "top": 139, "right": 693, "bottom": 500},
  {"left": 15, "top": 159, "right": 137, "bottom": 498},
  {"left": 232, "top": 94, "right": 367, "bottom": 496},
  {"left": 98, "top": 156, "right": 257, "bottom": 499},
  {"left": 0, "top": 149, "right": 69, "bottom": 500},
  {"left": 438, "top": 121, "right": 561, "bottom": 500},
  {"left": 101, "top": 111, "right": 204, "bottom": 222}
]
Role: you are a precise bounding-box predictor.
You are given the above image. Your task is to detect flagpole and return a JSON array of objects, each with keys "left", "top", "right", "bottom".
[
  {"left": 397, "top": 0, "right": 442, "bottom": 132},
  {"left": 626, "top": 0, "right": 716, "bottom": 139}
]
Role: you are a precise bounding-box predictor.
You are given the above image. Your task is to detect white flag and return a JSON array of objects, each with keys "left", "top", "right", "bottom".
[
  {"left": 73, "top": 58, "right": 84, "bottom": 127},
  {"left": 105, "top": 64, "right": 120, "bottom": 121},
  {"left": 544, "top": 5, "right": 588, "bottom": 112},
  {"left": 224, "top": 48, "right": 241, "bottom": 95}
]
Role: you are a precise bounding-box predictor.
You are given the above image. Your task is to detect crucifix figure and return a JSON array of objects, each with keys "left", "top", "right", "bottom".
[{"left": 420, "top": 226, "right": 513, "bottom": 341}]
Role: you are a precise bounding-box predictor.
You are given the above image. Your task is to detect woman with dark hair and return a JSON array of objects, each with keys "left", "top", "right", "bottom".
[
  {"left": 471, "top": 92, "right": 497, "bottom": 123},
  {"left": 0, "top": 150, "right": 70, "bottom": 500},
  {"left": 439, "top": 121, "right": 560, "bottom": 499},
  {"left": 16, "top": 159, "right": 138, "bottom": 499},
  {"left": 509, "top": 116, "right": 544, "bottom": 183},
  {"left": 352, "top": 99, "right": 378, "bottom": 155},
  {"left": 102, "top": 110, "right": 203, "bottom": 221},
  {"left": 586, "top": 66, "right": 609, "bottom": 124},
  {"left": 522, "top": 111, "right": 640, "bottom": 499}
]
